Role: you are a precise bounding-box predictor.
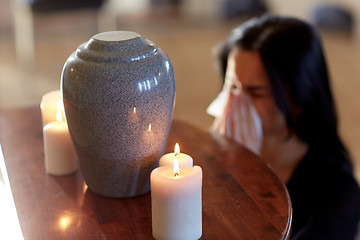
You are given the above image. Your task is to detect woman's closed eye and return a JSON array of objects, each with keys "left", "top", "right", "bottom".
[{"left": 244, "top": 86, "right": 271, "bottom": 98}]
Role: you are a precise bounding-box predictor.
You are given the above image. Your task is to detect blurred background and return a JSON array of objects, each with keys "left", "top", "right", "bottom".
[{"left": 0, "top": 0, "right": 360, "bottom": 182}]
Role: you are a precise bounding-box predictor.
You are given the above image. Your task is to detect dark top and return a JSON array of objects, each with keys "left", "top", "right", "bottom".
[{"left": 287, "top": 147, "right": 360, "bottom": 239}]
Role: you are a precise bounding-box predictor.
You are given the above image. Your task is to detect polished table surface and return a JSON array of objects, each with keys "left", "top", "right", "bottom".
[{"left": 0, "top": 107, "right": 292, "bottom": 240}]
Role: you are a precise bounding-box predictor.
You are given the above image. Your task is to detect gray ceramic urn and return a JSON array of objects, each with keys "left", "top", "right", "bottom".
[{"left": 61, "top": 31, "right": 176, "bottom": 198}]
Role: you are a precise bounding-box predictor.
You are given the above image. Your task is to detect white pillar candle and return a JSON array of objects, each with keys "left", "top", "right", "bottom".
[
  {"left": 43, "top": 108, "right": 77, "bottom": 176},
  {"left": 40, "top": 90, "right": 62, "bottom": 126},
  {"left": 151, "top": 160, "right": 202, "bottom": 240},
  {"left": 159, "top": 143, "right": 193, "bottom": 167}
]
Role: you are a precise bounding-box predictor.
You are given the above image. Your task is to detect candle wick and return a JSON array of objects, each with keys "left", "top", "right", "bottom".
[
  {"left": 174, "top": 172, "right": 179, "bottom": 177},
  {"left": 175, "top": 152, "right": 179, "bottom": 157}
]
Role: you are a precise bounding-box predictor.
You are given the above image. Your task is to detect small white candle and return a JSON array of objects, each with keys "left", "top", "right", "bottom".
[
  {"left": 151, "top": 158, "right": 202, "bottom": 240},
  {"left": 40, "top": 90, "right": 62, "bottom": 127},
  {"left": 159, "top": 143, "right": 193, "bottom": 167},
  {"left": 43, "top": 108, "right": 77, "bottom": 175}
]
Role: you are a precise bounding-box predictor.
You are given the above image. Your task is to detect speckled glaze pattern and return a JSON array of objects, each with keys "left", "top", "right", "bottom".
[{"left": 61, "top": 31, "right": 176, "bottom": 198}]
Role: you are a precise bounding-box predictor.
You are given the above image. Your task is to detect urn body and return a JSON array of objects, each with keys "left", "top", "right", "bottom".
[{"left": 61, "top": 31, "right": 176, "bottom": 198}]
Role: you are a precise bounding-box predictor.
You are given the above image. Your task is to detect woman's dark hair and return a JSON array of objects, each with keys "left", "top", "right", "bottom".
[{"left": 218, "top": 15, "right": 349, "bottom": 157}]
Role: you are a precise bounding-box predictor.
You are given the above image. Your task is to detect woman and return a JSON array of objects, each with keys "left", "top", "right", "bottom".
[{"left": 209, "top": 15, "right": 360, "bottom": 239}]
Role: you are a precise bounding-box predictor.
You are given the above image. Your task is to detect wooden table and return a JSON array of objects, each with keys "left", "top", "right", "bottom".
[{"left": 0, "top": 107, "right": 292, "bottom": 240}]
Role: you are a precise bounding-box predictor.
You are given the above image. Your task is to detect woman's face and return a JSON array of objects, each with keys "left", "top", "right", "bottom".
[{"left": 227, "top": 49, "right": 288, "bottom": 139}]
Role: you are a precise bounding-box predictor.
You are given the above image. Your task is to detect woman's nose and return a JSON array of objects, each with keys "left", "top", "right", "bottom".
[{"left": 230, "top": 78, "right": 242, "bottom": 94}]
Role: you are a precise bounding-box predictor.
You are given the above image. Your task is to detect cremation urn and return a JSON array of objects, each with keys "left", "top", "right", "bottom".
[{"left": 61, "top": 31, "right": 176, "bottom": 198}]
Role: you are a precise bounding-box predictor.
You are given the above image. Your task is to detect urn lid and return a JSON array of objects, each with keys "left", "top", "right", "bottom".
[
  {"left": 76, "top": 31, "right": 158, "bottom": 62},
  {"left": 92, "top": 31, "right": 140, "bottom": 42}
]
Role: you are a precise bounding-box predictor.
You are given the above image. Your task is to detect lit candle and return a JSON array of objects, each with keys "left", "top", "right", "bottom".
[
  {"left": 151, "top": 157, "right": 202, "bottom": 240},
  {"left": 43, "top": 105, "right": 77, "bottom": 175},
  {"left": 40, "top": 90, "right": 62, "bottom": 126},
  {"left": 159, "top": 143, "right": 193, "bottom": 167}
]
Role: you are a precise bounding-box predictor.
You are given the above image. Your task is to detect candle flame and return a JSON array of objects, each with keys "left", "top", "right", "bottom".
[
  {"left": 174, "top": 143, "right": 180, "bottom": 157},
  {"left": 133, "top": 107, "right": 136, "bottom": 114},
  {"left": 148, "top": 124, "right": 152, "bottom": 132},
  {"left": 173, "top": 156, "right": 180, "bottom": 177},
  {"left": 57, "top": 100, "right": 64, "bottom": 111},
  {"left": 56, "top": 100, "right": 65, "bottom": 122},
  {"left": 56, "top": 109, "right": 63, "bottom": 122}
]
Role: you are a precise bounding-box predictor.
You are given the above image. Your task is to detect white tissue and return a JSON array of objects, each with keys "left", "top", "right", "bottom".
[{"left": 207, "top": 77, "right": 263, "bottom": 155}]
